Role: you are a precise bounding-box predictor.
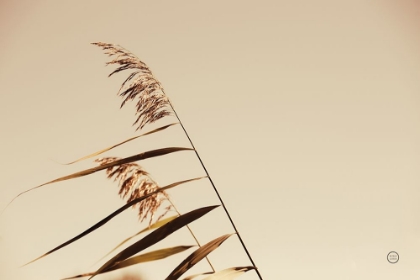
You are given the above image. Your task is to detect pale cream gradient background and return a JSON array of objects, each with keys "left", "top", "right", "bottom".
[{"left": 1, "top": 0, "right": 420, "bottom": 279}]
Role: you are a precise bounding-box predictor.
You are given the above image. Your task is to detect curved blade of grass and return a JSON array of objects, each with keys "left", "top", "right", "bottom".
[
  {"left": 88, "top": 205, "right": 220, "bottom": 280},
  {"left": 166, "top": 233, "right": 235, "bottom": 280},
  {"left": 94, "top": 215, "right": 178, "bottom": 265},
  {"left": 62, "top": 245, "right": 195, "bottom": 279},
  {"left": 137, "top": 215, "right": 178, "bottom": 235},
  {"left": 203, "top": 266, "right": 255, "bottom": 280},
  {"left": 1, "top": 147, "right": 193, "bottom": 215},
  {"left": 22, "top": 176, "right": 205, "bottom": 266},
  {"left": 63, "top": 123, "right": 179, "bottom": 165}
]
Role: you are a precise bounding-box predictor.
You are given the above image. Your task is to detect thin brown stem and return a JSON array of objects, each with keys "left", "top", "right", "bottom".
[
  {"left": 167, "top": 101, "right": 264, "bottom": 280},
  {"left": 163, "top": 194, "right": 215, "bottom": 273}
]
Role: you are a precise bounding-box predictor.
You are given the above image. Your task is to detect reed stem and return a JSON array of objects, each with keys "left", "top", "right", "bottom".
[
  {"left": 168, "top": 102, "right": 263, "bottom": 280},
  {"left": 165, "top": 195, "right": 216, "bottom": 272}
]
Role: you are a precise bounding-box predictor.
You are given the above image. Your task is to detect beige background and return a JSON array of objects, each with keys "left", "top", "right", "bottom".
[{"left": 1, "top": 0, "right": 420, "bottom": 279}]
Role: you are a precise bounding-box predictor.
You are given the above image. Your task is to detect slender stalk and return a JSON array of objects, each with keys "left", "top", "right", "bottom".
[{"left": 168, "top": 102, "right": 263, "bottom": 280}]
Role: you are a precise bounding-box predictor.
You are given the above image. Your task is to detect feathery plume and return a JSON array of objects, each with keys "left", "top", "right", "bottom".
[
  {"left": 92, "top": 42, "right": 172, "bottom": 130},
  {"left": 95, "top": 157, "right": 171, "bottom": 225}
]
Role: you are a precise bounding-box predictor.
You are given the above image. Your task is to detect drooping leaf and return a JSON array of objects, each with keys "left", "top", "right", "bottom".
[
  {"left": 64, "top": 122, "right": 179, "bottom": 165},
  {"left": 62, "top": 246, "right": 195, "bottom": 279},
  {"left": 94, "top": 215, "right": 178, "bottom": 265},
  {"left": 166, "top": 234, "right": 235, "bottom": 280},
  {"left": 88, "top": 205, "right": 220, "bottom": 280},
  {"left": 202, "top": 266, "right": 255, "bottom": 280},
  {"left": 136, "top": 215, "right": 178, "bottom": 235},
  {"left": 22, "top": 177, "right": 205, "bottom": 266},
  {"left": 2, "top": 147, "right": 193, "bottom": 214},
  {"left": 110, "top": 245, "right": 194, "bottom": 270}
]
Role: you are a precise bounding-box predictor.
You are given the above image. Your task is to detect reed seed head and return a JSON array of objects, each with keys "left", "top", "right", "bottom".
[
  {"left": 95, "top": 157, "right": 171, "bottom": 225},
  {"left": 92, "top": 42, "right": 172, "bottom": 130}
]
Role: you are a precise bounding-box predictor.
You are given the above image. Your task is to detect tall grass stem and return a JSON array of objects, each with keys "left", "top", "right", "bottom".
[{"left": 168, "top": 102, "right": 263, "bottom": 280}]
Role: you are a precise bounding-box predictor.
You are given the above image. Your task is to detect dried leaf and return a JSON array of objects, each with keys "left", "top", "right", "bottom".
[
  {"left": 62, "top": 246, "right": 195, "bottom": 279},
  {"left": 2, "top": 147, "right": 193, "bottom": 214},
  {"left": 22, "top": 177, "right": 205, "bottom": 266},
  {"left": 64, "top": 123, "right": 178, "bottom": 165},
  {"left": 88, "top": 205, "right": 220, "bottom": 280},
  {"left": 94, "top": 215, "right": 178, "bottom": 265},
  {"left": 166, "top": 234, "right": 235, "bottom": 280}
]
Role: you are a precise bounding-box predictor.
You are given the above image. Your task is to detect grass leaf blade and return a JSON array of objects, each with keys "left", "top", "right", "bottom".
[
  {"left": 94, "top": 215, "right": 178, "bottom": 265},
  {"left": 109, "top": 245, "right": 195, "bottom": 271},
  {"left": 2, "top": 147, "right": 193, "bottom": 215},
  {"left": 62, "top": 246, "right": 195, "bottom": 280},
  {"left": 63, "top": 123, "right": 179, "bottom": 165},
  {"left": 166, "top": 234, "right": 235, "bottom": 280},
  {"left": 22, "top": 177, "right": 205, "bottom": 266},
  {"left": 89, "top": 205, "right": 220, "bottom": 280}
]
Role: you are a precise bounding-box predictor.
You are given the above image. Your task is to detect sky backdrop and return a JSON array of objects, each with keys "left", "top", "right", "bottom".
[{"left": 1, "top": 0, "right": 420, "bottom": 279}]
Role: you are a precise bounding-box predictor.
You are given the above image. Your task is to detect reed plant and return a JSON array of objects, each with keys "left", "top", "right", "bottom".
[{"left": 3, "top": 43, "right": 262, "bottom": 280}]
